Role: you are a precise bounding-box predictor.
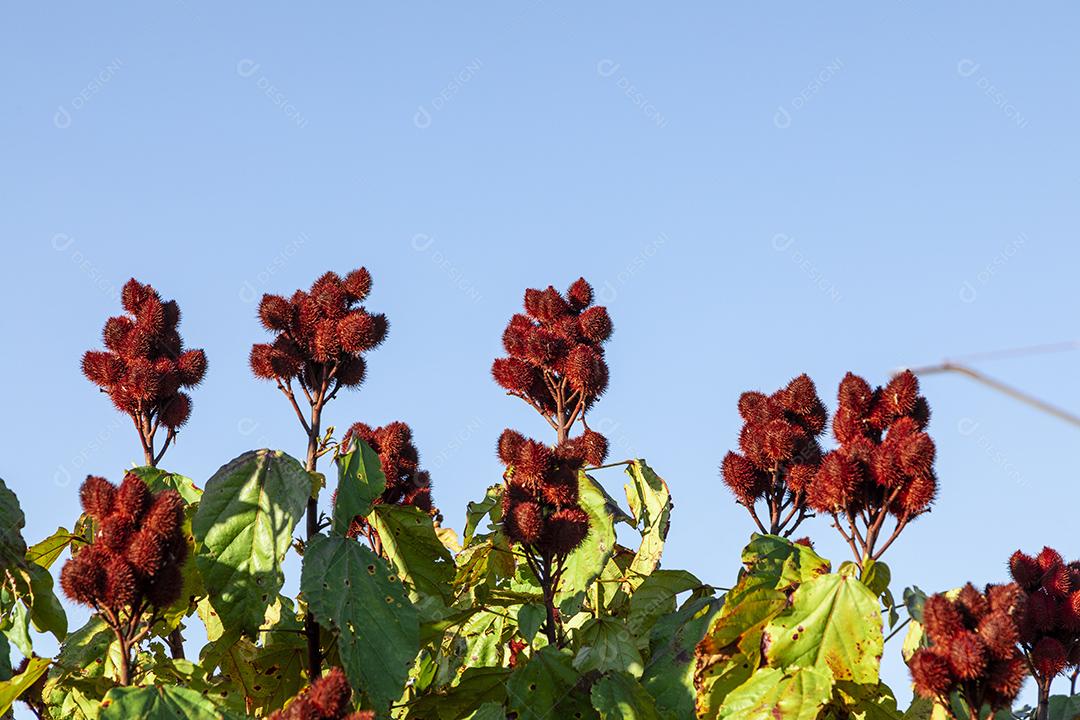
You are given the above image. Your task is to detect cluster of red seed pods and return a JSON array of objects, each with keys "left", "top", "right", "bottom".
[
  {"left": 491, "top": 278, "right": 612, "bottom": 441},
  {"left": 908, "top": 583, "right": 1027, "bottom": 713},
  {"left": 341, "top": 421, "right": 434, "bottom": 514},
  {"left": 720, "top": 374, "right": 827, "bottom": 536},
  {"left": 61, "top": 473, "right": 187, "bottom": 613},
  {"left": 250, "top": 269, "right": 386, "bottom": 391},
  {"left": 1009, "top": 548, "right": 1080, "bottom": 688},
  {"left": 268, "top": 667, "right": 371, "bottom": 720},
  {"left": 81, "top": 279, "right": 207, "bottom": 464},
  {"left": 497, "top": 429, "right": 604, "bottom": 557}
]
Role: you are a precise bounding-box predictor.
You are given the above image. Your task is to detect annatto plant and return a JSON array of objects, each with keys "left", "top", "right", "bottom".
[{"left": 2, "top": 270, "right": 1080, "bottom": 720}]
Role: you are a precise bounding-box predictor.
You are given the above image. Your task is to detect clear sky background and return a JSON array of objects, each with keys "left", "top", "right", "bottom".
[{"left": 2, "top": 3, "right": 1079, "bottom": 714}]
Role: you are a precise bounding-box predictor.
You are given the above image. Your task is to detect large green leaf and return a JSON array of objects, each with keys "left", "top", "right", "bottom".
[
  {"left": 642, "top": 596, "right": 722, "bottom": 719},
  {"left": 369, "top": 505, "right": 455, "bottom": 604},
  {"left": 23, "top": 564, "right": 67, "bottom": 640},
  {"left": 556, "top": 472, "right": 618, "bottom": 615},
  {"left": 506, "top": 646, "right": 590, "bottom": 720},
  {"left": 591, "top": 671, "right": 661, "bottom": 720},
  {"left": 128, "top": 466, "right": 202, "bottom": 504},
  {"left": 100, "top": 685, "right": 242, "bottom": 719},
  {"left": 193, "top": 450, "right": 310, "bottom": 636},
  {"left": 627, "top": 570, "right": 702, "bottom": 646},
  {"left": 404, "top": 667, "right": 511, "bottom": 720},
  {"left": 729, "top": 535, "right": 830, "bottom": 607},
  {"left": 718, "top": 667, "right": 833, "bottom": 720},
  {"left": 0, "top": 479, "right": 27, "bottom": 572},
  {"left": 574, "top": 618, "right": 644, "bottom": 678},
  {"left": 332, "top": 440, "right": 386, "bottom": 535},
  {"left": 763, "top": 573, "right": 883, "bottom": 684},
  {"left": 0, "top": 656, "right": 49, "bottom": 716},
  {"left": 624, "top": 461, "right": 671, "bottom": 579},
  {"left": 301, "top": 534, "right": 418, "bottom": 713}
]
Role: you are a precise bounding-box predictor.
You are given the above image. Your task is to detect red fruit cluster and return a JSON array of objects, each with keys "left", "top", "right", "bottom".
[
  {"left": 492, "top": 278, "right": 613, "bottom": 423},
  {"left": 497, "top": 429, "right": 594, "bottom": 557},
  {"left": 720, "top": 375, "right": 826, "bottom": 534},
  {"left": 268, "top": 667, "right": 372, "bottom": 720},
  {"left": 82, "top": 278, "right": 207, "bottom": 431},
  {"left": 908, "top": 583, "right": 1027, "bottom": 712},
  {"left": 341, "top": 421, "right": 434, "bottom": 513},
  {"left": 1009, "top": 547, "right": 1080, "bottom": 681},
  {"left": 804, "top": 371, "right": 935, "bottom": 518},
  {"left": 250, "top": 269, "right": 385, "bottom": 391},
  {"left": 60, "top": 474, "right": 187, "bottom": 613}
]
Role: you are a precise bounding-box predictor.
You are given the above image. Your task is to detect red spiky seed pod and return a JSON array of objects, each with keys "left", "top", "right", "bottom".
[
  {"left": 160, "top": 392, "right": 192, "bottom": 430},
  {"left": 544, "top": 506, "right": 590, "bottom": 556},
  {"left": 923, "top": 594, "right": 967, "bottom": 642},
  {"left": 507, "top": 501, "right": 544, "bottom": 545},
  {"left": 721, "top": 452, "right": 764, "bottom": 506},
  {"left": 565, "top": 345, "right": 609, "bottom": 398},
  {"left": 909, "top": 648, "right": 954, "bottom": 698},
  {"left": 895, "top": 472, "right": 937, "bottom": 516},
  {"left": 956, "top": 583, "right": 991, "bottom": 622},
  {"left": 144, "top": 490, "right": 184, "bottom": 538},
  {"left": 1037, "top": 547, "right": 1064, "bottom": 573},
  {"left": 581, "top": 429, "right": 608, "bottom": 466},
  {"left": 250, "top": 343, "right": 277, "bottom": 379},
  {"left": 102, "top": 315, "right": 134, "bottom": 351},
  {"left": 79, "top": 475, "right": 116, "bottom": 521},
  {"left": 115, "top": 474, "right": 151, "bottom": 519},
  {"left": 578, "top": 306, "right": 612, "bottom": 343},
  {"left": 567, "top": 277, "right": 593, "bottom": 310},
  {"left": 1026, "top": 590, "right": 1058, "bottom": 633},
  {"left": 987, "top": 582, "right": 1023, "bottom": 616},
  {"left": 103, "top": 555, "right": 138, "bottom": 609},
  {"left": 259, "top": 294, "right": 293, "bottom": 331},
  {"left": 177, "top": 350, "right": 207, "bottom": 387},
  {"left": 492, "top": 358, "right": 535, "bottom": 394},
  {"left": 1044, "top": 563, "right": 1073, "bottom": 599},
  {"left": 838, "top": 372, "right": 874, "bottom": 414},
  {"left": 762, "top": 418, "right": 800, "bottom": 462},
  {"left": 540, "top": 466, "right": 579, "bottom": 507},
  {"left": 977, "top": 610, "right": 1020, "bottom": 660},
  {"left": 985, "top": 656, "right": 1027, "bottom": 700},
  {"left": 127, "top": 529, "right": 166, "bottom": 576},
  {"left": 98, "top": 515, "right": 134, "bottom": 553},
  {"left": 514, "top": 440, "right": 552, "bottom": 484},
  {"left": 145, "top": 563, "right": 184, "bottom": 609},
  {"left": 497, "top": 429, "right": 527, "bottom": 465},
  {"left": 121, "top": 278, "right": 151, "bottom": 314},
  {"left": 947, "top": 630, "right": 988, "bottom": 680},
  {"left": 337, "top": 356, "right": 367, "bottom": 387},
  {"left": 1032, "top": 636, "right": 1067, "bottom": 678},
  {"left": 782, "top": 374, "right": 819, "bottom": 417},
  {"left": 343, "top": 267, "right": 372, "bottom": 301},
  {"left": 308, "top": 667, "right": 351, "bottom": 717},
  {"left": 883, "top": 370, "right": 919, "bottom": 416},
  {"left": 737, "top": 392, "right": 768, "bottom": 423},
  {"left": 1009, "top": 550, "right": 1042, "bottom": 591},
  {"left": 806, "top": 451, "right": 859, "bottom": 512},
  {"left": 60, "top": 547, "right": 105, "bottom": 606}
]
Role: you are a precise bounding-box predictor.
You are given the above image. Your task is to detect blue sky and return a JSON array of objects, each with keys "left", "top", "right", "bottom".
[{"left": 2, "top": 2, "right": 1079, "bottom": 711}]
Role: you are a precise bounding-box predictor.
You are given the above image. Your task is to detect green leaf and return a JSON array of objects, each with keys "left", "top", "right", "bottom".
[
  {"left": 0, "top": 479, "right": 27, "bottom": 572},
  {"left": 0, "top": 656, "right": 49, "bottom": 716},
  {"left": 641, "top": 596, "right": 722, "bottom": 719},
  {"left": 556, "top": 472, "right": 618, "bottom": 615},
  {"left": 128, "top": 466, "right": 202, "bottom": 504},
  {"left": 332, "top": 440, "right": 386, "bottom": 535},
  {"left": 1046, "top": 695, "right": 1080, "bottom": 720},
  {"left": 193, "top": 450, "right": 310, "bottom": 636},
  {"left": 730, "top": 535, "right": 830, "bottom": 606},
  {"left": 100, "top": 685, "right": 243, "bottom": 719},
  {"left": 718, "top": 667, "right": 833, "bottom": 720},
  {"left": 624, "top": 461, "right": 672, "bottom": 578},
  {"left": 24, "top": 563, "right": 67, "bottom": 640},
  {"left": 517, "top": 603, "right": 545, "bottom": 643},
  {"left": 574, "top": 618, "right": 644, "bottom": 678},
  {"left": 464, "top": 485, "right": 502, "bottom": 546},
  {"left": 763, "top": 573, "right": 883, "bottom": 684},
  {"left": 301, "top": 534, "right": 418, "bottom": 713},
  {"left": 2, "top": 600, "right": 31, "bottom": 657},
  {"left": 506, "top": 646, "right": 586, "bottom": 720},
  {"left": 464, "top": 703, "right": 508, "bottom": 720},
  {"left": 405, "top": 667, "right": 511, "bottom": 719},
  {"left": 591, "top": 671, "right": 661, "bottom": 720},
  {"left": 861, "top": 560, "right": 891, "bottom": 597},
  {"left": 627, "top": 570, "right": 701, "bottom": 646},
  {"left": 369, "top": 505, "right": 455, "bottom": 604},
  {"left": 26, "top": 527, "right": 73, "bottom": 569}
]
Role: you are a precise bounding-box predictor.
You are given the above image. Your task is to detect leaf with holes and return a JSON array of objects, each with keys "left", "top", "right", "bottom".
[
  {"left": 100, "top": 685, "right": 244, "bottom": 719},
  {"left": 369, "top": 504, "right": 455, "bottom": 604},
  {"left": 193, "top": 450, "right": 310, "bottom": 637},
  {"left": 301, "top": 533, "right": 418, "bottom": 713},
  {"left": 763, "top": 572, "right": 883, "bottom": 684}
]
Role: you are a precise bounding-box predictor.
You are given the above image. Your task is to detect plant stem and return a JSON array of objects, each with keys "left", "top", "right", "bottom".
[
  {"left": 304, "top": 399, "right": 324, "bottom": 679},
  {"left": 1036, "top": 677, "right": 1051, "bottom": 720}
]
